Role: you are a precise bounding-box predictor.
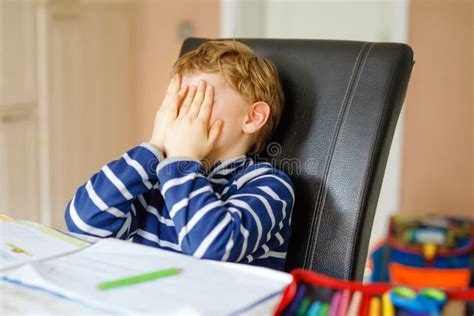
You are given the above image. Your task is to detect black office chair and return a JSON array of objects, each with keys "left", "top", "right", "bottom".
[{"left": 179, "top": 38, "right": 414, "bottom": 281}]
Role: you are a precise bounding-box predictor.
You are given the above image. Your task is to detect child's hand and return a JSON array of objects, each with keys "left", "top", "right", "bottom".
[
  {"left": 164, "top": 80, "right": 223, "bottom": 160},
  {"left": 149, "top": 74, "right": 188, "bottom": 154}
]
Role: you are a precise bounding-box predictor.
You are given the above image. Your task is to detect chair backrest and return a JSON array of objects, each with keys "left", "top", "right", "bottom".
[{"left": 179, "top": 38, "right": 414, "bottom": 280}]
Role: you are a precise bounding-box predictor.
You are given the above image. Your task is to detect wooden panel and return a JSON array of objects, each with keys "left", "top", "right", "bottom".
[
  {"left": 402, "top": 0, "right": 473, "bottom": 217},
  {"left": 0, "top": 0, "right": 37, "bottom": 106},
  {"left": 0, "top": 0, "right": 39, "bottom": 221},
  {"left": 38, "top": 1, "right": 134, "bottom": 228},
  {"left": 0, "top": 107, "right": 39, "bottom": 222}
]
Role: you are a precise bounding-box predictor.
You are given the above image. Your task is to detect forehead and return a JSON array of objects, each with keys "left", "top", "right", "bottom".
[{"left": 181, "top": 72, "right": 226, "bottom": 89}]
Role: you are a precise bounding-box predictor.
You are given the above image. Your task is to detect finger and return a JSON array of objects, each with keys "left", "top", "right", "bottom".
[
  {"left": 172, "top": 73, "right": 182, "bottom": 94},
  {"left": 166, "top": 74, "right": 179, "bottom": 96},
  {"left": 187, "top": 79, "right": 207, "bottom": 117},
  {"left": 179, "top": 85, "right": 197, "bottom": 117},
  {"left": 170, "top": 85, "right": 188, "bottom": 116},
  {"left": 208, "top": 120, "right": 223, "bottom": 149},
  {"left": 177, "top": 84, "right": 188, "bottom": 99},
  {"left": 163, "top": 74, "right": 181, "bottom": 109},
  {"left": 198, "top": 85, "right": 214, "bottom": 122}
]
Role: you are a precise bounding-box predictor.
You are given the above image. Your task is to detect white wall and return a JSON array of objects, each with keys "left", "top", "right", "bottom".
[{"left": 220, "top": 0, "right": 410, "bottom": 259}]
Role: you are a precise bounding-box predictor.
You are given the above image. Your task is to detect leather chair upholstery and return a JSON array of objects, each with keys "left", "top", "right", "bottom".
[{"left": 179, "top": 38, "right": 415, "bottom": 281}]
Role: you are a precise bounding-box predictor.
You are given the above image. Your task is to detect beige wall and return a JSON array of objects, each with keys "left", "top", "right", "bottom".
[
  {"left": 401, "top": 0, "right": 473, "bottom": 216},
  {"left": 133, "top": 0, "right": 220, "bottom": 144}
]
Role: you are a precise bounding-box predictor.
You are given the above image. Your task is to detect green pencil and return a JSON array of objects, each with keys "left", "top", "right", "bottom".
[{"left": 97, "top": 267, "right": 182, "bottom": 290}]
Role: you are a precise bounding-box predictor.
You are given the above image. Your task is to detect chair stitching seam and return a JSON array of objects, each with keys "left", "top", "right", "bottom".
[
  {"left": 308, "top": 43, "right": 374, "bottom": 271},
  {"left": 346, "top": 46, "right": 404, "bottom": 280},
  {"left": 302, "top": 42, "right": 369, "bottom": 268}
]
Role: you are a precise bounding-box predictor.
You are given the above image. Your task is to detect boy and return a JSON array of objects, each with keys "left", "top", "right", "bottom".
[{"left": 65, "top": 40, "right": 295, "bottom": 271}]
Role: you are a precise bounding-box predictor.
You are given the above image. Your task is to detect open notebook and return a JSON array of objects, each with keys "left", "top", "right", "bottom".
[
  {"left": 0, "top": 220, "right": 89, "bottom": 270},
  {"left": 1, "top": 232, "right": 292, "bottom": 315}
]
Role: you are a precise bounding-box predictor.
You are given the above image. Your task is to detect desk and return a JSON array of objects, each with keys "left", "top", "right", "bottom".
[{"left": 0, "top": 226, "right": 283, "bottom": 315}]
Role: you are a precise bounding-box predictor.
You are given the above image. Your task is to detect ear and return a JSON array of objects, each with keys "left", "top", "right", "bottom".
[{"left": 242, "top": 101, "right": 271, "bottom": 135}]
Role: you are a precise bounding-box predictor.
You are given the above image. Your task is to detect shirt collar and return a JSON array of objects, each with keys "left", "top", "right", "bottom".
[{"left": 206, "top": 154, "right": 250, "bottom": 178}]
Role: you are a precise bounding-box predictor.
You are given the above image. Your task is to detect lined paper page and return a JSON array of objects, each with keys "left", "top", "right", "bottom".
[{"left": 0, "top": 221, "right": 89, "bottom": 271}]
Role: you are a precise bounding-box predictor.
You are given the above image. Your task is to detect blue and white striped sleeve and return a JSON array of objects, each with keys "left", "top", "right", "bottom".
[
  {"left": 65, "top": 143, "right": 164, "bottom": 239},
  {"left": 156, "top": 158, "right": 295, "bottom": 262}
]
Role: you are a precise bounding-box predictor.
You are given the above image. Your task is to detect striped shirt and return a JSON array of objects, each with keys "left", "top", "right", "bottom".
[{"left": 65, "top": 143, "right": 295, "bottom": 271}]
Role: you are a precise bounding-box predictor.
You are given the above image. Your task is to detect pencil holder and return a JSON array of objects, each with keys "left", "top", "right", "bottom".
[{"left": 274, "top": 269, "right": 474, "bottom": 316}]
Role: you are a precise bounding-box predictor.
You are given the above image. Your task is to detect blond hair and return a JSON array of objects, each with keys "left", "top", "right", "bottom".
[{"left": 171, "top": 40, "right": 285, "bottom": 155}]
